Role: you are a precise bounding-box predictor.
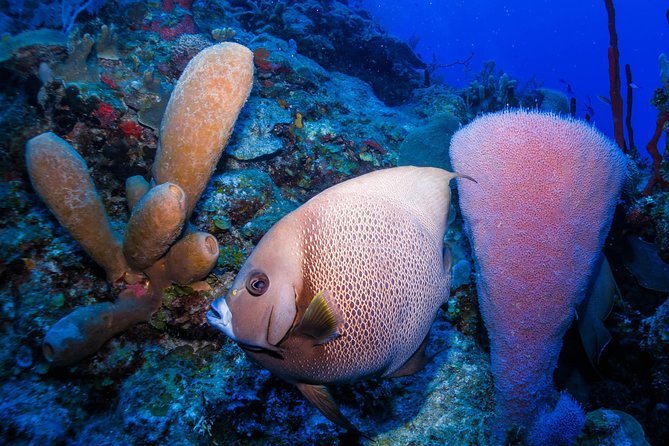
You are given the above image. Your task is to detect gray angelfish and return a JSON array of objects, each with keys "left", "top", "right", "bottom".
[{"left": 208, "top": 166, "right": 467, "bottom": 435}]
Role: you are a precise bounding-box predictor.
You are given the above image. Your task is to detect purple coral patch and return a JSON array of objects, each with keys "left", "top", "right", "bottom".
[{"left": 527, "top": 392, "right": 586, "bottom": 446}]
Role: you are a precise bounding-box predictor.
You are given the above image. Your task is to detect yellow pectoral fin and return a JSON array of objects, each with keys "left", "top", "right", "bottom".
[{"left": 294, "top": 290, "right": 343, "bottom": 345}]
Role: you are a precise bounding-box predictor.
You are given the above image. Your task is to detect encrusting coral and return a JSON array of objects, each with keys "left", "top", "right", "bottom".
[{"left": 25, "top": 42, "right": 254, "bottom": 366}]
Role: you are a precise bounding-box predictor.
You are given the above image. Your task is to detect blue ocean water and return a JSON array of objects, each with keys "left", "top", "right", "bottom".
[
  {"left": 0, "top": 1, "right": 667, "bottom": 445},
  {"left": 360, "top": 0, "right": 667, "bottom": 157}
]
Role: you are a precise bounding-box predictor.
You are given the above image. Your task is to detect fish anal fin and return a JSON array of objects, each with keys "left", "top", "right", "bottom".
[
  {"left": 294, "top": 290, "right": 343, "bottom": 345},
  {"left": 295, "top": 383, "right": 370, "bottom": 439},
  {"left": 387, "top": 332, "right": 432, "bottom": 378}
]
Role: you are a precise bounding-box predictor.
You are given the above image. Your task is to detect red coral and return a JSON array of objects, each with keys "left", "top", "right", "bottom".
[
  {"left": 100, "top": 74, "right": 119, "bottom": 90},
  {"left": 93, "top": 103, "right": 119, "bottom": 128},
  {"left": 253, "top": 48, "right": 291, "bottom": 74},
  {"left": 361, "top": 139, "right": 386, "bottom": 154},
  {"left": 643, "top": 113, "right": 669, "bottom": 195},
  {"left": 604, "top": 0, "right": 627, "bottom": 152},
  {"left": 119, "top": 120, "right": 143, "bottom": 139},
  {"left": 145, "top": 0, "right": 199, "bottom": 40},
  {"left": 254, "top": 48, "right": 274, "bottom": 71}
]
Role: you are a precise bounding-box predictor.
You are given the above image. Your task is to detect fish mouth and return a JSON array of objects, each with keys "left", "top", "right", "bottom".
[
  {"left": 208, "top": 300, "right": 283, "bottom": 358},
  {"left": 207, "top": 297, "right": 235, "bottom": 339}
]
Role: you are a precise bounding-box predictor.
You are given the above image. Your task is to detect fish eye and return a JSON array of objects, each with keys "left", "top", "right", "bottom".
[{"left": 246, "top": 271, "right": 269, "bottom": 296}]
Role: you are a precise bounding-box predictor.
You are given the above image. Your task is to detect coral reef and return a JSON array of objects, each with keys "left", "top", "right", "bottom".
[
  {"left": 0, "top": 0, "right": 665, "bottom": 444},
  {"left": 217, "top": 0, "right": 426, "bottom": 105},
  {"left": 641, "top": 299, "right": 669, "bottom": 404}
]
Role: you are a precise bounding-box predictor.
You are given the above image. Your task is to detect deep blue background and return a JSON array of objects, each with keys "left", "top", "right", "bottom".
[{"left": 360, "top": 0, "right": 667, "bottom": 157}]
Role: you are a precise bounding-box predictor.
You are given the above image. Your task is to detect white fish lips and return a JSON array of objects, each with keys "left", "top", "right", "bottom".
[{"left": 207, "top": 297, "right": 236, "bottom": 339}]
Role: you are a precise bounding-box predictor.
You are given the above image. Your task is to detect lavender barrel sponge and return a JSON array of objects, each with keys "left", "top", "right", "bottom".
[{"left": 449, "top": 110, "right": 626, "bottom": 443}]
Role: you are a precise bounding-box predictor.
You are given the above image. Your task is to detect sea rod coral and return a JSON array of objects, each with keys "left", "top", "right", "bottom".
[
  {"left": 450, "top": 110, "right": 627, "bottom": 444},
  {"left": 26, "top": 42, "right": 253, "bottom": 366}
]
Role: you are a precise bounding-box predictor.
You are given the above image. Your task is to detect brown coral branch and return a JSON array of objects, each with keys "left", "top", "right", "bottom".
[
  {"left": 625, "top": 64, "right": 636, "bottom": 156},
  {"left": 604, "top": 0, "right": 627, "bottom": 152},
  {"left": 642, "top": 113, "right": 669, "bottom": 196}
]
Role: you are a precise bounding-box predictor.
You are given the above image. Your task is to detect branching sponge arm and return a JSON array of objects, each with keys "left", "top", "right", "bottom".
[
  {"left": 164, "top": 231, "right": 220, "bottom": 285},
  {"left": 26, "top": 132, "right": 130, "bottom": 282},
  {"left": 123, "top": 182, "right": 187, "bottom": 270},
  {"left": 42, "top": 288, "right": 163, "bottom": 366},
  {"left": 125, "top": 175, "right": 150, "bottom": 211},
  {"left": 153, "top": 42, "right": 254, "bottom": 218}
]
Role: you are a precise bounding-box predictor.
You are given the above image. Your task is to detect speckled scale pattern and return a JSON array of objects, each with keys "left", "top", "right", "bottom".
[{"left": 294, "top": 193, "right": 450, "bottom": 382}]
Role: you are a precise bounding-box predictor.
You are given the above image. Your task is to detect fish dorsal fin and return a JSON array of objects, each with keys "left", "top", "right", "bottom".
[
  {"left": 294, "top": 290, "right": 343, "bottom": 345},
  {"left": 295, "top": 383, "right": 369, "bottom": 439},
  {"left": 312, "top": 166, "right": 463, "bottom": 244}
]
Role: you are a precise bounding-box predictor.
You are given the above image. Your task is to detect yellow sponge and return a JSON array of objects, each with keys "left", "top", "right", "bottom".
[{"left": 31, "top": 42, "right": 254, "bottom": 366}]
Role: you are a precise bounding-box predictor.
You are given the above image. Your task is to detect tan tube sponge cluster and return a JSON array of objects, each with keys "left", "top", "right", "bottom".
[{"left": 26, "top": 42, "right": 254, "bottom": 366}]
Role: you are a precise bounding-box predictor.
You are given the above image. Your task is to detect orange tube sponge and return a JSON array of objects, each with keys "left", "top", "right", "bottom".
[
  {"left": 164, "top": 231, "right": 220, "bottom": 285},
  {"left": 123, "top": 182, "right": 187, "bottom": 270},
  {"left": 34, "top": 42, "right": 253, "bottom": 367},
  {"left": 42, "top": 287, "right": 162, "bottom": 366},
  {"left": 125, "top": 175, "right": 150, "bottom": 211},
  {"left": 26, "top": 132, "right": 129, "bottom": 282},
  {"left": 153, "top": 42, "right": 254, "bottom": 217}
]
